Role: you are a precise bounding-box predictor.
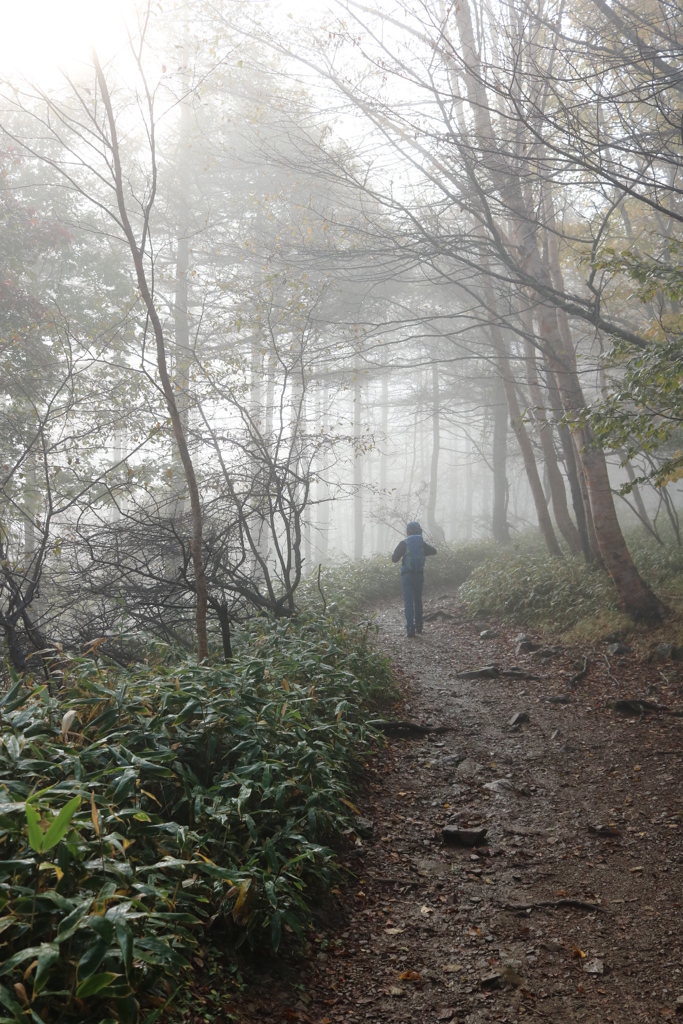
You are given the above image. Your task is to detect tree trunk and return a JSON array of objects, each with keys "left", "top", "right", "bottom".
[
  {"left": 380, "top": 366, "right": 389, "bottom": 551},
  {"left": 543, "top": 359, "right": 595, "bottom": 562},
  {"left": 427, "top": 361, "right": 447, "bottom": 543},
  {"left": 491, "top": 372, "right": 510, "bottom": 544},
  {"left": 522, "top": 330, "right": 582, "bottom": 554},
  {"left": 453, "top": 0, "right": 665, "bottom": 621},
  {"left": 95, "top": 54, "right": 209, "bottom": 660},
  {"left": 353, "top": 368, "right": 363, "bottom": 560}
]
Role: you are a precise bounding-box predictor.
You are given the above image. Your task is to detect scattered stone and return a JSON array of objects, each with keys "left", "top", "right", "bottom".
[
  {"left": 583, "top": 958, "right": 605, "bottom": 976},
  {"left": 532, "top": 647, "right": 561, "bottom": 659},
  {"left": 442, "top": 825, "right": 488, "bottom": 847},
  {"left": 545, "top": 693, "right": 572, "bottom": 704},
  {"left": 455, "top": 757, "right": 482, "bottom": 778},
  {"left": 588, "top": 824, "right": 620, "bottom": 837},
  {"left": 481, "top": 972, "right": 505, "bottom": 990},
  {"left": 355, "top": 817, "right": 374, "bottom": 836},
  {"left": 479, "top": 629, "right": 498, "bottom": 639},
  {"left": 483, "top": 778, "right": 515, "bottom": 794},
  {"left": 439, "top": 753, "right": 466, "bottom": 767},
  {"left": 456, "top": 664, "right": 500, "bottom": 679},
  {"left": 675, "top": 994, "right": 683, "bottom": 1012},
  {"left": 607, "top": 642, "right": 632, "bottom": 657},
  {"left": 542, "top": 939, "right": 564, "bottom": 952},
  {"left": 517, "top": 640, "right": 541, "bottom": 654},
  {"left": 656, "top": 642, "right": 674, "bottom": 661},
  {"left": 483, "top": 966, "right": 525, "bottom": 989},
  {"left": 509, "top": 711, "right": 530, "bottom": 727}
]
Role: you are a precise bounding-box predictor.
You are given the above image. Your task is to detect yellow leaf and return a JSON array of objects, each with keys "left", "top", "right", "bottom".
[
  {"left": 281, "top": 678, "right": 290, "bottom": 692},
  {"left": 39, "top": 861, "right": 64, "bottom": 882},
  {"left": 232, "top": 879, "right": 253, "bottom": 925},
  {"left": 572, "top": 945, "right": 586, "bottom": 959},
  {"left": 340, "top": 797, "right": 360, "bottom": 814},
  {"left": 90, "top": 792, "right": 100, "bottom": 838}
]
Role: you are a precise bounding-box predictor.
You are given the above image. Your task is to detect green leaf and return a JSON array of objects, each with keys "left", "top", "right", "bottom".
[
  {"left": 41, "top": 797, "right": 81, "bottom": 851},
  {"left": 115, "top": 919, "right": 134, "bottom": 977},
  {"left": 75, "top": 972, "right": 120, "bottom": 998},
  {"left": 0, "top": 946, "right": 45, "bottom": 977},
  {"left": 77, "top": 936, "right": 111, "bottom": 981},
  {"left": 25, "top": 804, "right": 44, "bottom": 853},
  {"left": 33, "top": 943, "right": 60, "bottom": 995}
]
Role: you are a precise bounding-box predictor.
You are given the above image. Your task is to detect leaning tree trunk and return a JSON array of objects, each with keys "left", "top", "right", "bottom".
[
  {"left": 521, "top": 328, "right": 582, "bottom": 554},
  {"left": 95, "top": 54, "right": 209, "bottom": 660}
]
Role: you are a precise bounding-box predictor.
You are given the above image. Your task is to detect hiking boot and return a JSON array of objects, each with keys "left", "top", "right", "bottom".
[
  {"left": 416, "top": 626, "right": 423, "bottom": 635},
  {"left": 407, "top": 628, "right": 416, "bottom": 638}
]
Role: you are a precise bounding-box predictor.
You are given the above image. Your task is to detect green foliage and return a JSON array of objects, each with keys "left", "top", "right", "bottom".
[
  {"left": 459, "top": 551, "right": 618, "bottom": 627},
  {"left": 0, "top": 617, "right": 392, "bottom": 1023},
  {"left": 588, "top": 247, "right": 683, "bottom": 488},
  {"left": 304, "top": 538, "right": 503, "bottom": 616},
  {"left": 458, "top": 531, "right": 683, "bottom": 629}
]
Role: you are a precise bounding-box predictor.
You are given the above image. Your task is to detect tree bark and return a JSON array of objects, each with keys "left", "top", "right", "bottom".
[
  {"left": 521, "top": 328, "right": 582, "bottom": 554},
  {"left": 353, "top": 367, "right": 363, "bottom": 560},
  {"left": 427, "top": 361, "right": 447, "bottom": 543},
  {"left": 94, "top": 53, "right": 209, "bottom": 660},
  {"left": 491, "top": 372, "right": 510, "bottom": 544}
]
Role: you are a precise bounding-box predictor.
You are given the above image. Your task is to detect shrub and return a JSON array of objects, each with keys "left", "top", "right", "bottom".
[
  {"left": 304, "top": 538, "right": 506, "bottom": 616},
  {"left": 0, "top": 618, "right": 392, "bottom": 1023}
]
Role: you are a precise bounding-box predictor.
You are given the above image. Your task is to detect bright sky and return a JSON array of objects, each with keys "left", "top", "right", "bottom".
[{"left": 0, "top": 0, "right": 139, "bottom": 83}]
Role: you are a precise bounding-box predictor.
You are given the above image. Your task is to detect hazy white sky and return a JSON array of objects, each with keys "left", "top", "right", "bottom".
[{"left": 0, "top": 0, "right": 139, "bottom": 82}]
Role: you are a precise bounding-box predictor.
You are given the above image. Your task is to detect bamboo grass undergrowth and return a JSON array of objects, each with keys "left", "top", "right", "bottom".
[{"left": 0, "top": 617, "right": 393, "bottom": 1023}]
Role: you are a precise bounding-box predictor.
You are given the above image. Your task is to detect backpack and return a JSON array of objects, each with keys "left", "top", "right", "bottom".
[{"left": 403, "top": 533, "right": 425, "bottom": 572}]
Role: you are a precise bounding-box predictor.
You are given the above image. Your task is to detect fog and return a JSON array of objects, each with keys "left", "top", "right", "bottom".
[{"left": 1, "top": 0, "right": 681, "bottom": 665}]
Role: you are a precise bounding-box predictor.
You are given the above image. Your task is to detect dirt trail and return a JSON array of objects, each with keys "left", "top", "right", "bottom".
[{"left": 235, "top": 597, "right": 683, "bottom": 1024}]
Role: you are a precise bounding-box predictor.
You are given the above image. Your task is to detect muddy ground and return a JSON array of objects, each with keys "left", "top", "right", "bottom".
[{"left": 225, "top": 596, "right": 683, "bottom": 1023}]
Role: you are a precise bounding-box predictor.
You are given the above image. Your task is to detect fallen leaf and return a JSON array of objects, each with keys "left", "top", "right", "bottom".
[
  {"left": 572, "top": 945, "right": 586, "bottom": 959},
  {"left": 385, "top": 927, "right": 405, "bottom": 935},
  {"left": 436, "top": 1010, "right": 456, "bottom": 1021},
  {"left": 420, "top": 905, "right": 434, "bottom": 915},
  {"left": 399, "top": 970, "right": 422, "bottom": 982},
  {"left": 442, "top": 964, "right": 463, "bottom": 973},
  {"left": 631, "top": 865, "right": 644, "bottom": 873},
  {"left": 389, "top": 986, "right": 406, "bottom": 998}
]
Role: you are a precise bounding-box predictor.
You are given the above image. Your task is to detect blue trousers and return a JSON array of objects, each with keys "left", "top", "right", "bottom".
[{"left": 401, "top": 571, "right": 424, "bottom": 633}]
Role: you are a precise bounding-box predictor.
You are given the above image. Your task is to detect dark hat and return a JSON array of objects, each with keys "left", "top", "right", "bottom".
[{"left": 406, "top": 521, "right": 422, "bottom": 535}]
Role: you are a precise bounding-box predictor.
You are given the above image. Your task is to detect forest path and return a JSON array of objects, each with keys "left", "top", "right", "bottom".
[{"left": 237, "top": 596, "right": 683, "bottom": 1024}]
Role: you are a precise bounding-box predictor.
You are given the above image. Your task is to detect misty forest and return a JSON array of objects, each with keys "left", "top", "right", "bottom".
[{"left": 1, "top": 0, "right": 683, "bottom": 1022}]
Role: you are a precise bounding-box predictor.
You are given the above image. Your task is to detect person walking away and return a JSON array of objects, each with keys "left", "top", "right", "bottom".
[{"left": 392, "top": 521, "right": 437, "bottom": 637}]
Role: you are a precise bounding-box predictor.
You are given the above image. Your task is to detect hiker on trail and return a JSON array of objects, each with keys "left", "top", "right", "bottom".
[{"left": 391, "top": 521, "right": 437, "bottom": 637}]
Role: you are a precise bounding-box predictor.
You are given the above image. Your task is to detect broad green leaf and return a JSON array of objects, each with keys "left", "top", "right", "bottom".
[
  {"left": 75, "top": 972, "right": 120, "bottom": 998},
  {"left": 0, "top": 946, "right": 45, "bottom": 977},
  {"left": 77, "top": 937, "right": 110, "bottom": 981},
  {"left": 33, "top": 944, "right": 60, "bottom": 995},
  {"left": 25, "top": 804, "right": 44, "bottom": 853},
  {"left": 115, "top": 919, "right": 134, "bottom": 977},
  {"left": 41, "top": 797, "right": 81, "bottom": 851}
]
